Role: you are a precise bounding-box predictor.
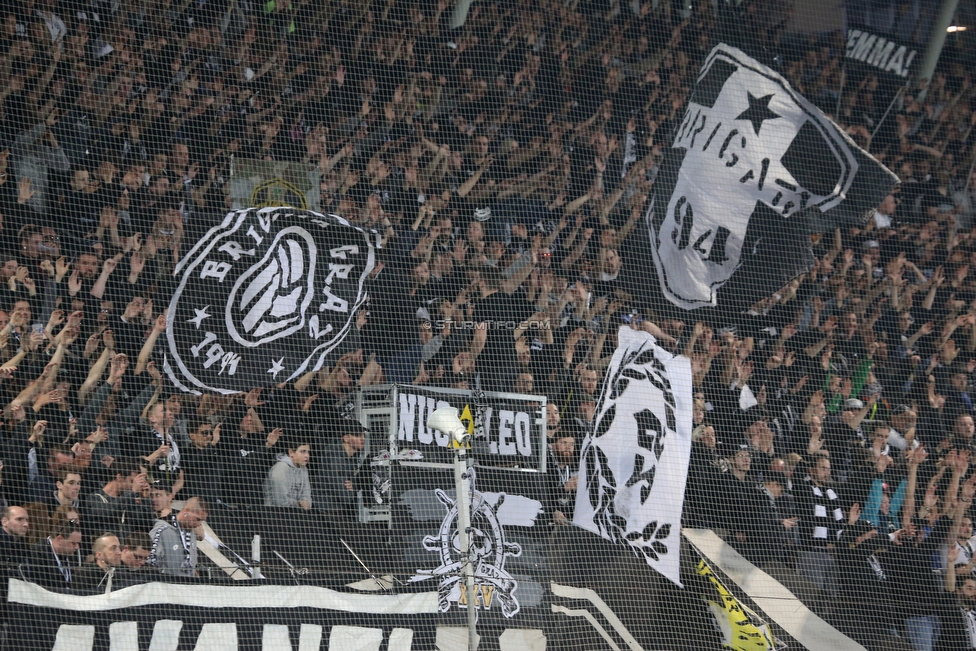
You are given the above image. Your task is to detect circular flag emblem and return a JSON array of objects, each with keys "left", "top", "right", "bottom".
[{"left": 165, "top": 208, "right": 377, "bottom": 394}]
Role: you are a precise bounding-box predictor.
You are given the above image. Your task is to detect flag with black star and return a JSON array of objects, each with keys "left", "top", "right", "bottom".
[{"left": 622, "top": 43, "right": 898, "bottom": 316}]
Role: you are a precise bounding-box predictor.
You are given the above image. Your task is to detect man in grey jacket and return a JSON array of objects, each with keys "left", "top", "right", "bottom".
[
  {"left": 265, "top": 439, "right": 312, "bottom": 510},
  {"left": 148, "top": 497, "right": 208, "bottom": 577}
]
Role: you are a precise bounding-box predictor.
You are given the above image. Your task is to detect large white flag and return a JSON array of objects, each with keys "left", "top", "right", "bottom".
[{"left": 573, "top": 326, "right": 694, "bottom": 586}]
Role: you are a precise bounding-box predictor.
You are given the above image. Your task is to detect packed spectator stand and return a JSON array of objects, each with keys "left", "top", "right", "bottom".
[{"left": 0, "top": 0, "right": 974, "bottom": 650}]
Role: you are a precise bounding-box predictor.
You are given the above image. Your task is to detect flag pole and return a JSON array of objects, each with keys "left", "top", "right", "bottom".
[
  {"left": 868, "top": 84, "right": 907, "bottom": 152},
  {"left": 428, "top": 407, "right": 479, "bottom": 649},
  {"left": 455, "top": 447, "right": 478, "bottom": 650},
  {"left": 834, "top": 63, "right": 846, "bottom": 120},
  {"left": 915, "top": 0, "right": 961, "bottom": 101}
]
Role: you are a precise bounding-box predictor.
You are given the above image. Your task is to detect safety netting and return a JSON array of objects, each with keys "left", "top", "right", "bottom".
[{"left": 0, "top": 0, "right": 974, "bottom": 650}]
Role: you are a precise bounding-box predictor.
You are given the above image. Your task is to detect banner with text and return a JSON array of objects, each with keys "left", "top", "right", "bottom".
[
  {"left": 165, "top": 208, "right": 378, "bottom": 394},
  {"left": 845, "top": 23, "right": 918, "bottom": 82},
  {"left": 394, "top": 385, "right": 547, "bottom": 469}
]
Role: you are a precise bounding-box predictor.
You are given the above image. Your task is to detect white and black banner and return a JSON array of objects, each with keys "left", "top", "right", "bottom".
[
  {"left": 165, "top": 207, "right": 378, "bottom": 394},
  {"left": 6, "top": 579, "right": 441, "bottom": 650},
  {"left": 395, "top": 465, "right": 549, "bottom": 620},
  {"left": 406, "top": 469, "right": 530, "bottom": 618},
  {"left": 573, "top": 327, "right": 694, "bottom": 586},
  {"left": 639, "top": 43, "right": 898, "bottom": 311},
  {"left": 395, "top": 385, "right": 547, "bottom": 468}
]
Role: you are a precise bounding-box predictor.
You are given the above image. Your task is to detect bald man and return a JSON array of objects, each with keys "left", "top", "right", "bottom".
[
  {"left": 149, "top": 497, "right": 208, "bottom": 577},
  {"left": 0, "top": 506, "right": 30, "bottom": 566},
  {"left": 76, "top": 534, "right": 123, "bottom": 594},
  {"left": 0, "top": 506, "right": 30, "bottom": 617}
]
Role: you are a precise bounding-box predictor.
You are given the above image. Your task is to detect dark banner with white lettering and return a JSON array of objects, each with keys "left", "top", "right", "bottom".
[
  {"left": 844, "top": 22, "right": 917, "bottom": 115},
  {"left": 393, "top": 385, "right": 547, "bottom": 469},
  {"left": 845, "top": 24, "right": 918, "bottom": 81},
  {"left": 844, "top": 0, "right": 939, "bottom": 49},
  {"left": 6, "top": 531, "right": 831, "bottom": 651},
  {"left": 165, "top": 208, "right": 379, "bottom": 395}
]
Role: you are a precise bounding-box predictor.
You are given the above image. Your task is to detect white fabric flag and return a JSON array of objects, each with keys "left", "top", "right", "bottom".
[{"left": 573, "top": 326, "right": 694, "bottom": 587}]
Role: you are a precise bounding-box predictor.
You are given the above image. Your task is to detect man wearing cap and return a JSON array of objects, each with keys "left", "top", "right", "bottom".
[
  {"left": 860, "top": 240, "right": 883, "bottom": 282},
  {"left": 825, "top": 397, "right": 874, "bottom": 483},
  {"left": 886, "top": 405, "right": 919, "bottom": 452}
]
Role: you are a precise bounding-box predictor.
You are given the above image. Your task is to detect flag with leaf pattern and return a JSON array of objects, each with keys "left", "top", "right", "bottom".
[{"left": 573, "top": 326, "right": 694, "bottom": 587}]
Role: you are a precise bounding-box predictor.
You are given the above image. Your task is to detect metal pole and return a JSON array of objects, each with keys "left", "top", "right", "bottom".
[
  {"left": 915, "top": 0, "right": 960, "bottom": 101},
  {"left": 834, "top": 63, "right": 846, "bottom": 120},
  {"left": 868, "top": 84, "right": 907, "bottom": 151},
  {"left": 454, "top": 447, "right": 478, "bottom": 650},
  {"left": 450, "top": 0, "right": 477, "bottom": 29}
]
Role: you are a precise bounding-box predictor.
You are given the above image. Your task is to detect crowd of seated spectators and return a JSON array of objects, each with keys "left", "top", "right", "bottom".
[{"left": 0, "top": 0, "right": 973, "bottom": 649}]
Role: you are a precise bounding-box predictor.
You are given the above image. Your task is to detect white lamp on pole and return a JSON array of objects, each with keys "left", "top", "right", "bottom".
[{"left": 427, "top": 407, "right": 478, "bottom": 650}]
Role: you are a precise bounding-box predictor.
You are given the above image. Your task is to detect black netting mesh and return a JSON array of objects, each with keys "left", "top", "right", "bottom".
[{"left": 0, "top": 0, "right": 974, "bottom": 649}]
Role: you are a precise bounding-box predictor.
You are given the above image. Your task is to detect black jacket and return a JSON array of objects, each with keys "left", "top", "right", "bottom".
[
  {"left": 73, "top": 563, "right": 116, "bottom": 594},
  {"left": 934, "top": 590, "right": 976, "bottom": 651},
  {"left": 683, "top": 444, "right": 727, "bottom": 527},
  {"left": 731, "top": 483, "right": 793, "bottom": 566},
  {"left": 834, "top": 528, "right": 898, "bottom": 606},
  {"left": 0, "top": 530, "right": 30, "bottom": 567},
  {"left": 180, "top": 444, "right": 224, "bottom": 505},
  {"left": 28, "top": 541, "right": 74, "bottom": 593},
  {"left": 81, "top": 489, "right": 154, "bottom": 546},
  {"left": 218, "top": 436, "right": 275, "bottom": 506},
  {"left": 0, "top": 424, "right": 36, "bottom": 506}
]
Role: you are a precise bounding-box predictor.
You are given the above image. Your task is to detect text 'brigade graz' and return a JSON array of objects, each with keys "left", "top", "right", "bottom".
[
  {"left": 645, "top": 43, "right": 894, "bottom": 310},
  {"left": 165, "top": 208, "right": 378, "bottom": 394}
]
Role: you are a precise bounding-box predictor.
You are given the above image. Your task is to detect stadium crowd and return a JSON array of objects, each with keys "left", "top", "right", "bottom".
[{"left": 0, "top": 0, "right": 973, "bottom": 649}]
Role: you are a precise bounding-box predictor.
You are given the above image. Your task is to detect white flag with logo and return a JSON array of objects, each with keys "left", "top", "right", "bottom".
[
  {"left": 629, "top": 42, "right": 898, "bottom": 312},
  {"left": 574, "top": 326, "right": 694, "bottom": 586},
  {"left": 165, "top": 207, "right": 378, "bottom": 394}
]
